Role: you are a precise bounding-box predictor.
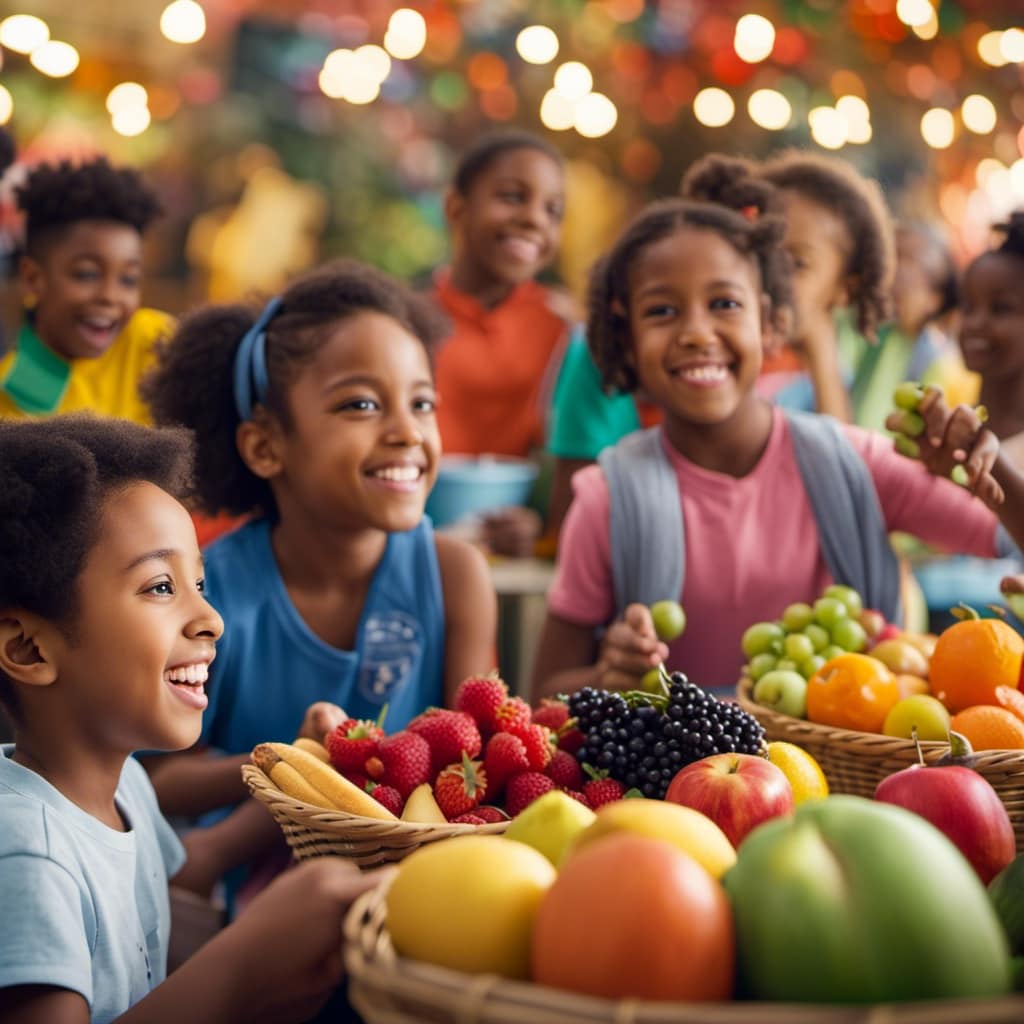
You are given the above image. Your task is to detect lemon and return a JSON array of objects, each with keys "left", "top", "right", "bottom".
[{"left": 766, "top": 742, "right": 829, "bottom": 804}]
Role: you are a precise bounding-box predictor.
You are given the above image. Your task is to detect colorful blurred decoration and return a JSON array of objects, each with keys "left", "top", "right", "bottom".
[{"left": 0, "top": 0, "right": 1022, "bottom": 292}]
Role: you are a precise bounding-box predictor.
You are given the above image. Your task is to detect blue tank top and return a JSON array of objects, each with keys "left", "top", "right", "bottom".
[{"left": 200, "top": 518, "right": 445, "bottom": 752}]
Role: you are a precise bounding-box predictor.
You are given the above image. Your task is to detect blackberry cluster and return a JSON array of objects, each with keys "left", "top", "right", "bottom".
[{"left": 568, "top": 673, "right": 766, "bottom": 799}]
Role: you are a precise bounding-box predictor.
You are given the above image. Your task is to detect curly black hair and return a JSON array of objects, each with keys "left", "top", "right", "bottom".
[
  {"left": 15, "top": 155, "right": 163, "bottom": 256},
  {"left": 452, "top": 129, "right": 563, "bottom": 195},
  {"left": 0, "top": 414, "right": 193, "bottom": 717},
  {"left": 992, "top": 210, "right": 1024, "bottom": 262},
  {"left": 587, "top": 195, "right": 793, "bottom": 394},
  {"left": 142, "top": 258, "right": 449, "bottom": 521},
  {"left": 759, "top": 149, "right": 894, "bottom": 340},
  {"left": 0, "top": 127, "right": 15, "bottom": 179},
  {"left": 896, "top": 220, "right": 959, "bottom": 322}
]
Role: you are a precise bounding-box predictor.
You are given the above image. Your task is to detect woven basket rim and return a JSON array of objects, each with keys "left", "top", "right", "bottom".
[{"left": 241, "top": 762, "right": 509, "bottom": 838}]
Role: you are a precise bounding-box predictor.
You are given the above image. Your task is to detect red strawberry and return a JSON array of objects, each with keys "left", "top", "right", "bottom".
[
  {"left": 582, "top": 766, "right": 627, "bottom": 810},
  {"left": 473, "top": 805, "right": 510, "bottom": 824},
  {"left": 434, "top": 753, "right": 487, "bottom": 820},
  {"left": 531, "top": 698, "right": 569, "bottom": 732},
  {"left": 408, "top": 709, "right": 481, "bottom": 774},
  {"left": 545, "top": 749, "right": 584, "bottom": 791},
  {"left": 325, "top": 718, "right": 384, "bottom": 774},
  {"left": 366, "top": 730, "right": 432, "bottom": 798},
  {"left": 509, "top": 722, "right": 554, "bottom": 771},
  {"left": 505, "top": 771, "right": 556, "bottom": 817},
  {"left": 557, "top": 725, "right": 586, "bottom": 756},
  {"left": 483, "top": 731, "right": 531, "bottom": 799},
  {"left": 493, "top": 697, "right": 532, "bottom": 734},
  {"left": 450, "top": 812, "right": 487, "bottom": 825},
  {"left": 454, "top": 672, "right": 508, "bottom": 735},
  {"left": 367, "top": 783, "right": 404, "bottom": 816},
  {"left": 560, "top": 788, "right": 589, "bottom": 806}
]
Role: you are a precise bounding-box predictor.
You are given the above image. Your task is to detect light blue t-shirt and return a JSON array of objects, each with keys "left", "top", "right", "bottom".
[
  {"left": 0, "top": 748, "right": 184, "bottom": 1023},
  {"left": 200, "top": 516, "right": 446, "bottom": 754}
]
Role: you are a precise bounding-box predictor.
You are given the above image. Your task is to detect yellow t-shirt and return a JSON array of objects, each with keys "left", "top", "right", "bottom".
[{"left": 0, "top": 308, "right": 174, "bottom": 425}]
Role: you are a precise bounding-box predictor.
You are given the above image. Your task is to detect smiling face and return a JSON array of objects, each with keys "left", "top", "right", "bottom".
[
  {"left": 268, "top": 310, "right": 440, "bottom": 535},
  {"left": 447, "top": 146, "right": 565, "bottom": 300},
  {"left": 20, "top": 219, "right": 144, "bottom": 361},
  {"left": 959, "top": 252, "right": 1024, "bottom": 380},
  {"left": 52, "top": 481, "right": 222, "bottom": 755},
  {"left": 627, "top": 225, "right": 767, "bottom": 438}
]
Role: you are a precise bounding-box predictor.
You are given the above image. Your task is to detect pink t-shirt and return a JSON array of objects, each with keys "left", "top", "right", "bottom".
[{"left": 547, "top": 407, "right": 1002, "bottom": 691}]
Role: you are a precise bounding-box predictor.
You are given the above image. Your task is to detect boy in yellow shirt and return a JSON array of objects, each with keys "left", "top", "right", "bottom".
[{"left": 0, "top": 156, "right": 171, "bottom": 422}]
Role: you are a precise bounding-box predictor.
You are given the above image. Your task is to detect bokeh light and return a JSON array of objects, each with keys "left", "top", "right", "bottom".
[
  {"left": 962, "top": 94, "right": 997, "bottom": 134},
  {"left": 1001, "top": 28, "right": 1024, "bottom": 63},
  {"left": 516, "top": 25, "right": 559, "bottom": 65},
  {"left": 734, "top": 14, "right": 775, "bottom": 63},
  {"left": 553, "top": 61, "right": 593, "bottom": 101},
  {"left": 354, "top": 44, "right": 392, "bottom": 84},
  {"left": 0, "top": 14, "right": 48, "bottom": 53},
  {"left": 895, "top": 0, "right": 934, "bottom": 28},
  {"left": 160, "top": 0, "right": 206, "bottom": 45},
  {"left": 0, "top": 85, "right": 12, "bottom": 125},
  {"left": 384, "top": 8, "right": 426, "bottom": 60},
  {"left": 106, "top": 82, "right": 148, "bottom": 115},
  {"left": 539, "top": 88, "right": 575, "bottom": 130},
  {"left": 809, "top": 106, "right": 847, "bottom": 149},
  {"left": 976, "top": 157, "right": 1006, "bottom": 189},
  {"left": 911, "top": 8, "right": 939, "bottom": 40},
  {"left": 574, "top": 91, "right": 617, "bottom": 137},
  {"left": 920, "top": 107, "right": 955, "bottom": 149},
  {"left": 29, "top": 40, "right": 79, "bottom": 77},
  {"left": 747, "top": 88, "right": 791, "bottom": 130},
  {"left": 112, "top": 106, "right": 151, "bottom": 137},
  {"left": 693, "top": 87, "right": 735, "bottom": 127},
  {"left": 978, "top": 31, "right": 1008, "bottom": 67}
]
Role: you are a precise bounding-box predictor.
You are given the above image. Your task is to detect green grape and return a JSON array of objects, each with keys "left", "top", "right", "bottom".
[
  {"left": 781, "top": 602, "right": 814, "bottom": 632},
  {"left": 650, "top": 600, "right": 687, "bottom": 641},
  {"left": 1005, "top": 593, "right": 1024, "bottom": 622},
  {"left": 784, "top": 632, "right": 815, "bottom": 664},
  {"left": 748, "top": 652, "right": 778, "bottom": 681},
  {"left": 820, "top": 644, "right": 845, "bottom": 662},
  {"left": 830, "top": 617, "right": 868, "bottom": 653},
  {"left": 741, "top": 621, "right": 785, "bottom": 659},
  {"left": 823, "top": 584, "right": 863, "bottom": 619},
  {"left": 893, "top": 410, "right": 925, "bottom": 437},
  {"left": 775, "top": 658, "right": 799, "bottom": 673},
  {"left": 951, "top": 465, "right": 969, "bottom": 487},
  {"left": 803, "top": 623, "right": 830, "bottom": 652},
  {"left": 813, "top": 597, "right": 848, "bottom": 630},
  {"left": 894, "top": 434, "right": 921, "bottom": 459},
  {"left": 800, "top": 654, "right": 826, "bottom": 679},
  {"left": 640, "top": 667, "right": 664, "bottom": 693},
  {"left": 893, "top": 381, "right": 925, "bottom": 411}
]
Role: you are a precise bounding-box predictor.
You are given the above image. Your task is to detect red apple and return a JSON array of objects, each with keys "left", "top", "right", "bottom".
[
  {"left": 664, "top": 754, "right": 794, "bottom": 849},
  {"left": 874, "top": 764, "right": 1015, "bottom": 884}
]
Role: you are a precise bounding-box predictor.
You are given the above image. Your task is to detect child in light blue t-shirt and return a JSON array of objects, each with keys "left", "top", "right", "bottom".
[{"left": 0, "top": 415, "right": 383, "bottom": 1024}]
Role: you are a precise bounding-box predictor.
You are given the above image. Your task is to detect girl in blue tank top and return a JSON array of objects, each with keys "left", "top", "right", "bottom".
[{"left": 138, "top": 259, "right": 497, "bottom": 900}]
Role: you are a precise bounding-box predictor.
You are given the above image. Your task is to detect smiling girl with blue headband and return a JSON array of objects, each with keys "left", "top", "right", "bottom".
[{"left": 138, "top": 258, "right": 496, "bottom": 902}]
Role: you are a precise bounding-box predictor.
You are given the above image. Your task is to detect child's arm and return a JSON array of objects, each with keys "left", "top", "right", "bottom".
[
  {"left": 0, "top": 860, "right": 388, "bottom": 1024},
  {"left": 530, "top": 605, "right": 668, "bottom": 703},
  {"left": 794, "top": 313, "right": 853, "bottom": 422},
  {"left": 436, "top": 535, "right": 498, "bottom": 706}
]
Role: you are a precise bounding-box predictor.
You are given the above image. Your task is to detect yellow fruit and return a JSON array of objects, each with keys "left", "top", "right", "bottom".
[
  {"left": 400, "top": 782, "right": 447, "bottom": 824},
  {"left": 291, "top": 737, "right": 330, "bottom": 762},
  {"left": 881, "top": 694, "right": 951, "bottom": 741},
  {"left": 569, "top": 798, "right": 735, "bottom": 879},
  {"left": 765, "top": 742, "right": 829, "bottom": 804},
  {"left": 386, "top": 835, "right": 555, "bottom": 978},
  {"left": 503, "top": 789, "right": 595, "bottom": 866}
]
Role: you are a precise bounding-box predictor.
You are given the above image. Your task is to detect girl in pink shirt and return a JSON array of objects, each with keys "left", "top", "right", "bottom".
[{"left": 531, "top": 181, "right": 1024, "bottom": 698}]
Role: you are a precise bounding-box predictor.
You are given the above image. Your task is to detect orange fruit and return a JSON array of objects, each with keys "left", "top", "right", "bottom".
[
  {"left": 929, "top": 618, "right": 1023, "bottom": 712},
  {"left": 806, "top": 653, "right": 900, "bottom": 734},
  {"left": 949, "top": 705, "right": 1024, "bottom": 751},
  {"left": 993, "top": 685, "right": 1024, "bottom": 724},
  {"left": 894, "top": 674, "right": 930, "bottom": 699}
]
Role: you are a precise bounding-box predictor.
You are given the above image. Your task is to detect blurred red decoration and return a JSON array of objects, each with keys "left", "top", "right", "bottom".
[
  {"left": 906, "top": 63, "right": 937, "bottom": 100},
  {"left": 772, "top": 27, "right": 808, "bottom": 66},
  {"left": 661, "top": 65, "right": 697, "bottom": 105},
  {"left": 467, "top": 52, "right": 506, "bottom": 91},
  {"left": 711, "top": 49, "right": 756, "bottom": 87},
  {"left": 479, "top": 84, "right": 516, "bottom": 121},
  {"left": 621, "top": 137, "right": 662, "bottom": 183},
  {"left": 611, "top": 41, "right": 651, "bottom": 80}
]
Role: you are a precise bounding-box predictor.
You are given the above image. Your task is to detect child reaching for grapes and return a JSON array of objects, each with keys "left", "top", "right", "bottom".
[{"left": 530, "top": 180, "right": 1024, "bottom": 700}]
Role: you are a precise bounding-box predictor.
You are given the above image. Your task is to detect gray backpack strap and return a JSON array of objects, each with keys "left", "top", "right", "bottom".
[
  {"left": 598, "top": 427, "right": 684, "bottom": 615},
  {"left": 785, "top": 409, "right": 903, "bottom": 624}
]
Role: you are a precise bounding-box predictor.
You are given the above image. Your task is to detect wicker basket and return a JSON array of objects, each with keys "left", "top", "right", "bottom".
[
  {"left": 242, "top": 763, "right": 508, "bottom": 868},
  {"left": 343, "top": 883, "right": 1024, "bottom": 1024},
  {"left": 735, "top": 676, "right": 1024, "bottom": 847}
]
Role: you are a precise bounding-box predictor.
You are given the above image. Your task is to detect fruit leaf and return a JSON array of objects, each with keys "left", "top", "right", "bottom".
[{"left": 623, "top": 788, "right": 644, "bottom": 799}]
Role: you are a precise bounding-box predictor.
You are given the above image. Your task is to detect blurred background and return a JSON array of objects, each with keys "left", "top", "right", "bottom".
[{"left": 0, "top": 0, "right": 1022, "bottom": 318}]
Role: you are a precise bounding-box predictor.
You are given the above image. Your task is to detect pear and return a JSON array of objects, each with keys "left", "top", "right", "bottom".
[
  {"left": 503, "top": 790, "right": 595, "bottom": 866},
  {"left": 401, "top": 783, "right": 448, "bottom": 824}
]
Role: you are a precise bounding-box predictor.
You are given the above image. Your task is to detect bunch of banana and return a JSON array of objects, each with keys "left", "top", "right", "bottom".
[{"left": 251, "top": 741, "right": 397, "bottom": 820}]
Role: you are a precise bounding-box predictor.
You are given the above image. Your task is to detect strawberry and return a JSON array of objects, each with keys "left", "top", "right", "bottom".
[
  {"left": 366, "top": 730, "right": 432, "bottom": 798},
  {"left": 367, "top": 783, "right": 404, "bottom": 816},
  {"left": 450, "top": 812, "right": 487, "bottom": 825},
  {"left": 408, "top": 709, "right": 482, "bottom": 775},
  {"left": 473, "top": 805, "right": 510, "bottom": 824},
  {"left": 545, "top": 749, "right": 584, "bottom": 791},
  {"left": 560, "top": 788, "right": 589, "bottom": 806},
  {"left": 493, "top": 697, "right": 532, "bottom": 734},
  {"left": 453, "top": 672, "right": 508, "bottom": 735},
  {"left": 434, "top": 752, "right": 487, "bottom": 820},
  {"left": 325, "top": 718, "right": 384, "bottom": 774},
  {"left": 582, "top": 765, "right": 627, "bottom": 809},
  {"left": 531, "top": 698, "right": 569, "bottom": 732},
  {"left": 483, "top": 730, "right": 531, "bottom": 800},
  {"left": 508, "top": 722, "right": 554, "bottom": 771},
  {"left": 505, "top": 771, "right": 556, "bottom": 817},
  {"left": 557, "top": 724, "right": 586, "bottom": 756}
]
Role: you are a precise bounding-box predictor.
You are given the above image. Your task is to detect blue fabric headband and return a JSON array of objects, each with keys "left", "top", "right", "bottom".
[{"left": 232, "top": 296, "right": 283, "bottom": 421}]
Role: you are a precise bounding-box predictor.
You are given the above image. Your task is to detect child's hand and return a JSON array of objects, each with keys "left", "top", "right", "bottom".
[
  {"left": 1001, "top": 575, "right": 1024, "bottom": 596},
  {"left": 217, "top": 859, "right": 392, "bottom": 1024},
  {"left": 596, "top": 603, "right": 669, "bottom": 691},
  {"left": 297, "top": 701, "right": 347, "bottom": 743},
  {"left": 480, "top": 506, "right": 543, "bottom": 558}
]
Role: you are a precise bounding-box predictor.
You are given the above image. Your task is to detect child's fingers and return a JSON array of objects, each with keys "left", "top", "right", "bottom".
[
  {"left": 917, "top": 387, "right": 952, "bottom": 448},
  {"left": 943, "top": 406, "right": 985, "bottom": 461},
  {"left": 623, "top": 602, "right": 658, "bottom": 640},
  {"left": 1001, "top": 575, "right": 1024, "bottom": 596}
]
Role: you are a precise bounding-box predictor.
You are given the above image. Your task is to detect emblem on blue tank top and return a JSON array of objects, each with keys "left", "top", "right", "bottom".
[{"left": 358, "top": 611, "right": 423, "bottom": 704}]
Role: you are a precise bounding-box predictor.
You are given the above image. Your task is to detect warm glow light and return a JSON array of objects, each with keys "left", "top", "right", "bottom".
[
  {"left": 106, "top": 82, "right": 148, "bottom": 115},
  {"left": 895, "top": 0, "right": 934, "bottom": 28},
  {"left": 112, "top": 106, "right": 151, "bottom": 137},
  {"left": 0, "top": 85, "right": 12, "bottom": 125},
  {"left": 911, "top": 8, "right": 938, "bottom": 39},
  {"left": 693, "top": 87, "right": 735, "bottom": 127},
  {"left": 734, "top": 14, "right": 775, "bottom": 63},
  {"left": 920, "top": 107, "right": 955, "bottom": 149},
  {"left": 836, "top": 94, "right": 869, "bottom": 125},
  {"left": 539, "top": 88, "right": 575, "bottom": 130},
  {"left": 384, "top": 8, "right": 426, "bottom": 60},
  {"left": 553, "top": 61, "right": 592, "bottom": 101},
  {"left": 29, "top": 40, "right": 79, "bottom": 77},
  {"left": 574, "top": 91, "right": 617, "bottom": 137},
  {"left": 962, "top": 94, "right": 997, "bottom": 134},
  {"left": 160, "top": 0, "right": 206, "bottom": 45},
  {"left": 1001, "top": 28, "right": 1024, "bottom": 63},
  {"left": 846, "top": 120, "right": 872, "bottom": 144},
  {"left": 978, "top": 31, "right": 1008, "bottom": 67},
  {"left": 319, "top": 48, "right": 382, "bottom": 103},
  {"left": 747, "top": 88, "right": 791, "bottom": 130},
  {"left": 976, "top": 158, "right": 1006, "bottom": 188},
  {"left": 809, "top": 106, "right": 847, "bottom": 149},
  {"left": 354, "top": 44, "right": 391, "bottom": 83},
  {"left": 0, "top": 14, "right": 48, "bottom": 53},
  {"left": 516, "top": 24, "right": 559, "bottom": 65}
]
